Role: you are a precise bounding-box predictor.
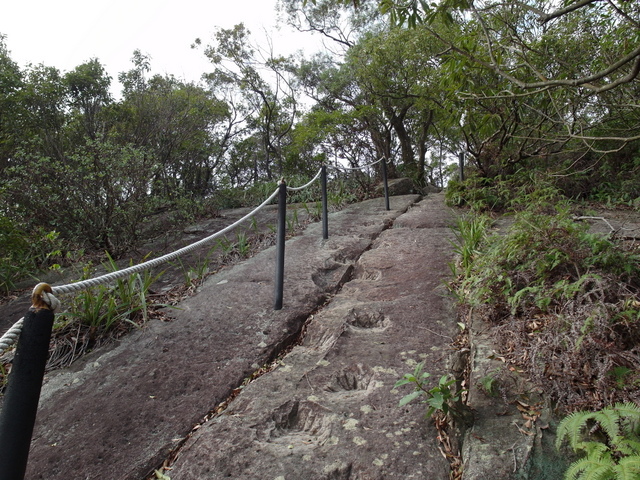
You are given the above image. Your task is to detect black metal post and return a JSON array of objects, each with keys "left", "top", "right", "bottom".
[
  {"left": 0, "top": 295, "right": 55, "bottom": 480},
  {"left": 459, "top": 152, "right": 465, "bottom": 182},
  {"left": 381, "top": 158, "right": 390, "bottom": 211},
  {"left": 274, "top": 180, "right": 287, "bottom": 310},
  {"left": 321, "top": 165, "right": 329, "bottom": 240}
]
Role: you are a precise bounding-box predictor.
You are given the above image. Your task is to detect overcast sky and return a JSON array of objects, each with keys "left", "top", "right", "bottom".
[{"left": 1, "top": 0, "right": 320, "bottom": 89}]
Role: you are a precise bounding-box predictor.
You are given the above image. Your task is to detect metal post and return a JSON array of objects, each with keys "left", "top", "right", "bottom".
[
  {"left": 459, "top": 152, "right": 465, "bottom": 182},
  {"left": 0, "top": 285, "right": 55, "bottom": 480},
  {"left": 321, "top": 165, "right": 329, "bottom": 240},
  {"left": 381, "top": 158, "right": 390, "bottom": 211},
  {"left": 274, "top": 180, "right": 287, "bottom": 310}
]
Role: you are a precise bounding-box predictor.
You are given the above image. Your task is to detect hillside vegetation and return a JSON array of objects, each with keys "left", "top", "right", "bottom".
[{"left": 1, "top": 0, "right": 639, "bottom": 406}]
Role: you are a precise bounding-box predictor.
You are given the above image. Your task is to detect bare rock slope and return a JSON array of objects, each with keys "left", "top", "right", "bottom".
[{"left": 23, "top": 193, "right": 460, "bottom": 480}]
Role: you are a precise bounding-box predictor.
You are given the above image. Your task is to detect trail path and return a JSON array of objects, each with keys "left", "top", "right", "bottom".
[{"left": 23, "top": 193, "right": 460, "bottom": 479}]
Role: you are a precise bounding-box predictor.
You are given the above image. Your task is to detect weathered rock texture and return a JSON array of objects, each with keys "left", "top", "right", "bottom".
[
  {"left": 22, "top": 194, "right": 460, "bottom": 480},
  {"left": 168, "top": 194, "right": 457, "bottom": 479}
]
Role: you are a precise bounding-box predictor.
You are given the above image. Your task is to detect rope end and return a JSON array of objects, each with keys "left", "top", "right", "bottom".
[{"left": 31, "top": 283, "right": 58, "bottom": 311}]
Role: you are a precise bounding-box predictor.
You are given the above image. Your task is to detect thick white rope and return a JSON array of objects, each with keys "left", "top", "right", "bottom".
[
  {"left": 0, "top": 285, "right": 61, "bottom": 353},
  {"left": 0, "top": 318, "right": 23, "bottom": 353},
  {"left": 0, "top": 174, "right": 324, "bottom": 354},
  {"left": 286, "top": 167, "right": 323, "bottom": 192},
  {"left": 331, "top": 157, "right": 385, "bottom": 172},
  {"left": 51, "top": 187, "right": 280, "bottom": 295}
]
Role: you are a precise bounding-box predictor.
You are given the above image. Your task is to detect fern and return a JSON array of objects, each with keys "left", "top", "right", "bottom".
[
  {"left": 614, "top": 456, "right": 640, "bottom": 479},
  {"left": 557, "top": 403, "right": 640, "bottom": 480},
  {"left": 565, "top": 454, "right": 613, "bottom": 480}
]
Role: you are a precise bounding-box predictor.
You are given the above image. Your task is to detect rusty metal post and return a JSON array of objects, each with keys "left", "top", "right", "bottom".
[
  {"left": 0, "top": 284, "right": 55, "bottom": 480},
  {"left": 274, "top": 180, "right": 287, "bottom": 310}
]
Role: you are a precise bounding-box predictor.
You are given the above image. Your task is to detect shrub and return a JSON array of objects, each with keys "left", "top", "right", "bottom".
[
  {"left": 450, "top": 190, "right": 640, "bottom": 409},
  {"left": 0, "top": 215, "right": 64, "bottom": 293}
]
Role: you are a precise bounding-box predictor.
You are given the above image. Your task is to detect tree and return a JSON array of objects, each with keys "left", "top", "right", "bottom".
[
  {"left": 346, "top": 27, "right": 448, "bottom": 183},
  {"left": 64, "top": 59, "right": 112, "bottom": 141},
  {"left": 115, "top": 52, "right": 228, "bottom": 198},
  {"left": 18, "top": 64, "right": 69, "bottom": 162},
  {"left": 0, "top": 35, "right": 24, "bottom": 174},
  {"left": 197, "top": 24, "right": 303, "bottom": 182},
  {"left": 379, "top": 0, "right": 640, "bottom": 146},
  {"left": 5, "top": 139, "right": 155, "bottom": 255},
  {"left": 282, "top": 0, "right": 382, "bottom": 50}
]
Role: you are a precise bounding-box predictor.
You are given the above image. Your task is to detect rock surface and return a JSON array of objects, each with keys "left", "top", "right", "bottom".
[
  {"left": 22, "top": 194, "right": 461, "bottom": 480},
  {"left": 2, "top": 191, "right": 608, "bottom": 479},
  {"left": 168, "top": 194, "right": 457, "bottom": 479}
]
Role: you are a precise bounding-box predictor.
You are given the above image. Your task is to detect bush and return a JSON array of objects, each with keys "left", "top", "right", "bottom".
[
  {"left": 0, "top": 215, "right": 63, "bottom": 293},
  {"left": 451, "top": 191, "right": 640, "bottom": 409}
]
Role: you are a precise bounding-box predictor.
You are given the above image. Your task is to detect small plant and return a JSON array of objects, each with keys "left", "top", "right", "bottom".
[
  {"left": 249, "top": 216, "right": 259, "bottom": 234},
  {"left": 236, "top": 231, "right": 250, "bottom": 257},
  {"left": 394, "top": 361, "right": 464, "bottom": 418},
  {"left": 556, "top": 402, "right": 640, "bottom": 480},
  {"left": 60, "top": 255, "right": 162, "bottom": 333},
  {"left": 216, "top": 237, "right": 235, "bottom": 258},
  {"left": 478, "top": 370, "right": 499, "bottom": 397},
  {"left": 171, "top": 249, "right": 213, "bottom": 287},
  {"left": 449, "top": 214, "right": 490, "bottom": 277},
  {"left": 609, "top": 367, "right": 636, "bottom": 390},
  {"left": 286, "top": 208, "right": 300, "bottom": 233}
]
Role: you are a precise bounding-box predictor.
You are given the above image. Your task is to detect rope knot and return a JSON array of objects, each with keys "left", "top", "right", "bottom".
[{"left": 31, "top": 283, "right": 60, "bottom": 312}]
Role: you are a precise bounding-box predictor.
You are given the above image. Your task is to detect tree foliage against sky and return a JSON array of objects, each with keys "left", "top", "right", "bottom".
[{"left": 1, "top": 0, "right": 639, "bottom": 275}]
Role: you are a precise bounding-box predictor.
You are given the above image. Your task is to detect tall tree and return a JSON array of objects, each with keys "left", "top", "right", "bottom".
[
  {"left": 197, "top": 24, "right": 303, "bottom": 181},
  {"left": 115, "top": 52, "right": 228, "bottom": 198},
  {"left": 0, "top": 35, "right": 24, "bottom": 174},
  {"left": 64, "top": 59, "right": 112, "bottom": 141}
]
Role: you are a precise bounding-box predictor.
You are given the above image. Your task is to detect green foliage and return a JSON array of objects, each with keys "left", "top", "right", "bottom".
[
  {"left": 235, "top": 231, "right": 250, "bottom": 258},
  {"left": 171, "top": 247, "right": 216, "bottom": 288},
  {"left": 449, "top": 213, "right": 490, "bottom": 277},
  {"left": 6, "top": 140, "right": 156, "bottom": 256},
  {"left": 58, "top": 255, "right": 161, "bottom": 333},
  {"left": 449, "top": 186, "right": 640, "bottom": 408},
  {"left": 556, "top": 403, "right": 640, "bottom": 480},
  {"left": 0, "top": 215, "right": 64, "bottom": 293},
  {"left": 454, "top": 191, "right": 640, "bottom": 315},
  {"left": 394, "top": 361, "right": 464, "bottom": 418}
]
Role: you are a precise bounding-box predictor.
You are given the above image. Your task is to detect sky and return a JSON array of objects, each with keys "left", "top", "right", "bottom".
[{"left": 1, "top": 0, "right": 321, "bottom": 90}]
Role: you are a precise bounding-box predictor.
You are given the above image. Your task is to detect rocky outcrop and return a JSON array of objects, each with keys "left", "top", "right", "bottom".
[{"left": 24, "top": 195, "right": 461, "bottom": 480}]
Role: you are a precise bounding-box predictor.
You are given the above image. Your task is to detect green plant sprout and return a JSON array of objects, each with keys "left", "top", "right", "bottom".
[
  {"left": 236, "top": 231, "right": 250, "bottom": 257},
  {"left": 394, "top": 361, "right": 464, "bottom": 418}
]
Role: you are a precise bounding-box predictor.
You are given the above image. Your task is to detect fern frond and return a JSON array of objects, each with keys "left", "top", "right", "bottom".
[
  {"left": 613, "top": 402, "right": 640, "bottom": 418},
  {"left": 593, "top": 408, "right": 622, "bottom": 445},
  {"left": 564, "top": 453, "right": 614, "bottom": 480},
  {"left": 615, "top": 438, "right": 640, "bottom": 457},
  {"left": 614, "top": 455, "right": 640, "bottom": 480},
  {"left": 557, "top": 410, "right": 601, "bottom": 451},
  {"left": 614, "top": 402, "right": 640, "bottom": 438},
  {"left": 582, "top": 441, "right": 611, "bottom": 457}
]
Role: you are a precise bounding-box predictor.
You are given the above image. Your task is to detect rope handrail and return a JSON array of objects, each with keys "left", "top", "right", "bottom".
[
  {"left": 51, "top": 186, "right": 280, "bottom": 295},
  {"left": 0, "top": 187, "right": 281, "bottom": 353},
  {"left": 286, "top": 167, "right": 323, "bottom": 192},
  {"left": 0, "top": 169, "right": 328, "bottom": 351},
  {"left": 330, "top": 157, "right": 385, "bottom": 172},
  {"left": 0, "top": 159, "right": 383, "bottom": 353},
  {"left": 0, "top": 318, "right": 23, "bottom": 353}
]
